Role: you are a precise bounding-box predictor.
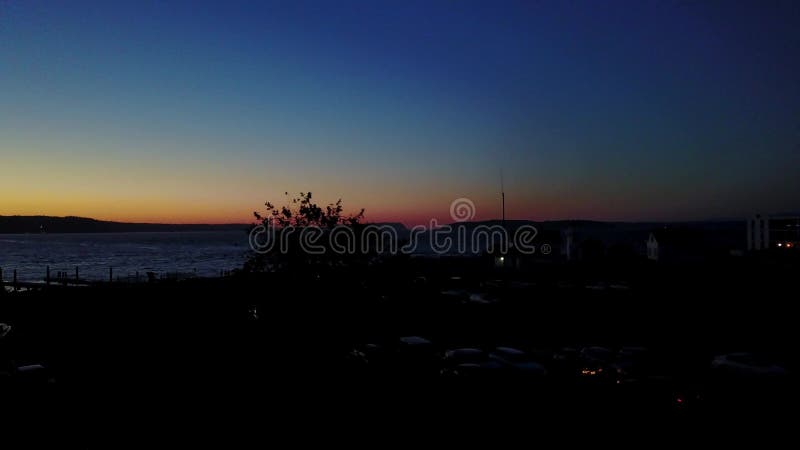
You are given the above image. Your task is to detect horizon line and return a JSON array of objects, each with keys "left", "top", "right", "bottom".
[{"left": 0, "top": 213, "right": 760, "bottom": 228}]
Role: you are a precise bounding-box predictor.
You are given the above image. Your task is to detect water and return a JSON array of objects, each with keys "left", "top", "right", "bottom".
[{"left": 0, "top": 231, "right": 249, "bottom": 283}]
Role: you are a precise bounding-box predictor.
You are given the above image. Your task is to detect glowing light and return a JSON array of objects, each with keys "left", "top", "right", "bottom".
[
  {"left": 788, "top": 243, "right": 794, "bottom": 248},
  {"left": 778, "top": 243, "right": 783, "bottom": 247}
]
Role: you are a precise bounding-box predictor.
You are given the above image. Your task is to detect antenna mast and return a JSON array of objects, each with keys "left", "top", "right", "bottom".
[{"left": 501, "top": 170, "right": 505, "bottom": 225}]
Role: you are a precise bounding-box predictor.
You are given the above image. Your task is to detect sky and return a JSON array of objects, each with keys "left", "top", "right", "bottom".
[{"left": 1, "top": 0, "right": 799, "bottom": 225}]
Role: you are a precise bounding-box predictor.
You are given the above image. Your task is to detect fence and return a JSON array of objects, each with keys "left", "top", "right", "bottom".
[{"left": 0, "top": 265, "right": 235, "bottom": 292}]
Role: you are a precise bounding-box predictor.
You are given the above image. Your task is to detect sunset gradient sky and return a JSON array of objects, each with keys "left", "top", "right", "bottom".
[{"left": 2, "top": 1, "right": 799, "bottom": 225}]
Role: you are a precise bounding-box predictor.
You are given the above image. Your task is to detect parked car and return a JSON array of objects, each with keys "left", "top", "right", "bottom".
[
  {"left": 710, "top": 353, "right": 788, "bottom": 378},
  {"left": 577, "top": 346, "right": 614, "bottom": 379},
  {"left": 13, "top": 363, "right": 56, "bottom": 386},
  {"left": 443, "top": 361, "right": 505, "bottom": 378},
  {"left": 396, "top": 336, "right": 437, "bottom": 375},
  {"left": 440, "top": 348, "right": 487, "bottom": 376},
  {"left": 398, "top": 336, "right": 434, "bottom": 352},
  {"left": 489, "top": 347, "right": 546, "bottom": 377},
  {"left": 707, "top": 352, "right": 789, "bottom": 411}
]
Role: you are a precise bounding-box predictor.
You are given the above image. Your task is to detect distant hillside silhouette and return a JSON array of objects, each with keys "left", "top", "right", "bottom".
[
  {"left": 0, "top": 215, "right": 248, "bottom": 234},
  {"left": 1, "top": 215, "right": 745, "bottom": 235}
]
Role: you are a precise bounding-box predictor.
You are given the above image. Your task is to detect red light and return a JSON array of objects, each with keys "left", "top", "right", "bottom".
[
  {"left": 676, "top": 397, "right": 684, "bottom": 404},
  {"left": 788, "top": 243, "right": 794, "bottom": 248}
]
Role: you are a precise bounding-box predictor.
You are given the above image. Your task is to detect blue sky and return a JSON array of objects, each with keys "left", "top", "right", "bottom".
[{"left": 1, "top": 0, "right": 798, "bottom": 223}]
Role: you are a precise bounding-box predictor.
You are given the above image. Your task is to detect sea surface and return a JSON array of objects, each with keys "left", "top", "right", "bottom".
[{"left": 0, "top": 231, "right": 249, "bottom": 283}]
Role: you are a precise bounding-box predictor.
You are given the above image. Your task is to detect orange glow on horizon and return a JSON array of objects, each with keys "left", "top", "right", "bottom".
[{"left": 2, "top": 170, "right": 706, "bottom": 226}]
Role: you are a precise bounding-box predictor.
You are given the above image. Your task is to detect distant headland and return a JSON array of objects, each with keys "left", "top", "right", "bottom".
[
  {"left": 1, "top": 215, "right": 750, "bottom": 235},
  {"left": 0, "top": 215, "right": 248, "bottom": 234}
]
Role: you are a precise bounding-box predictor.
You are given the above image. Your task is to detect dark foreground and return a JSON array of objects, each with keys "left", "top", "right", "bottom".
[{"left": 1, "top": 257, "right": 796, "bottom": 433}]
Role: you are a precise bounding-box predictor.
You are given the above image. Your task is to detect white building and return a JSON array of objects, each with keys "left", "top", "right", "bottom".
[
  {"left": 747, "top": 214, "right": 800, "bottom": 251},
  {"left": 646, "top": 233, "right": 659, "bottom": 261}
]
